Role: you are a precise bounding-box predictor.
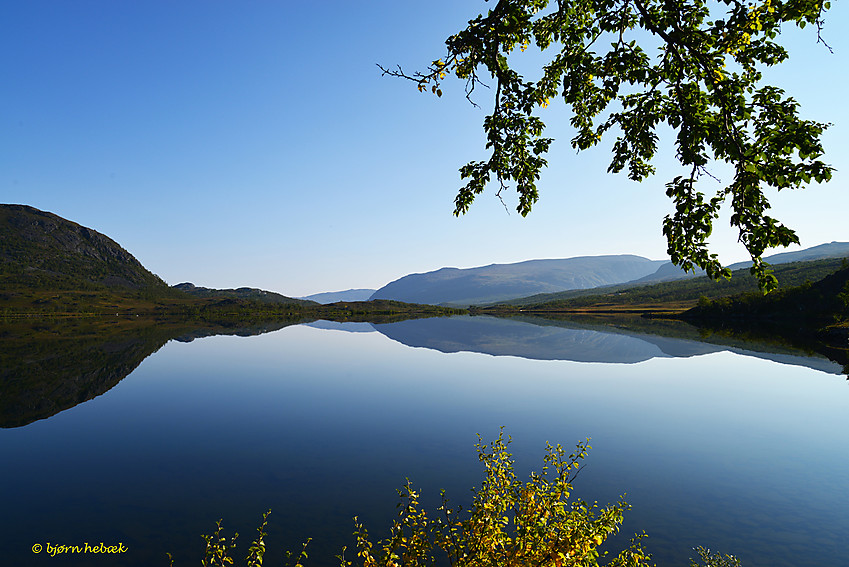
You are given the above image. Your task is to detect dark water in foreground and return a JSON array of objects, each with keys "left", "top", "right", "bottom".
[{"left": 1, "top": 315, "right": 847, "bottom": 566}]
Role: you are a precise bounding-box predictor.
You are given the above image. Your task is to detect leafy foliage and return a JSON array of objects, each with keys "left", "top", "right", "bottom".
[
  {"left": 168, "top": 511, "right": 310, "bottom": 567},
  {"left": 689, "top": 546, "right": 742, "bottom": 567},
  {"left": 341, "top": 429, "right": 651, "bottom": 567},
  {"left": 381, "top": 0, "right": 833, "bottom": 290},
  {"left": 685, "top": 262, "right": 849, "bottom": 324}
]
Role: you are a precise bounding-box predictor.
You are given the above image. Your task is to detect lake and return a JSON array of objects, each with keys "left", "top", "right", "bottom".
[{"left": 1, "top": 315, "right": 847, "bottom": 567}]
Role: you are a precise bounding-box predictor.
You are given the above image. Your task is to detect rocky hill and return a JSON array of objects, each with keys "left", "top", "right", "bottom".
[
  {"left": 173, "top": 282, "right": 315, "bottom": 306},
  {"left": 0, "top": 204, "right": 313, "bottom": 308},
  {"left": 0, "top": 204, "right": 167, "bottom": 291}
]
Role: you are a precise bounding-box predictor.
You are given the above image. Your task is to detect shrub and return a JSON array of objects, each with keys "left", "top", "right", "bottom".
[
  {"left": 689, "top": 546, "right": 741, "bottom": 567},
  {"left": 341, "top": 428, "right": 650, "bottom": 567},
  {"left": 181, "top": 430, "right": 739, "bottom": 567},
  {"left": 168, "top": 510, "right": 310, "bottom": 567}
]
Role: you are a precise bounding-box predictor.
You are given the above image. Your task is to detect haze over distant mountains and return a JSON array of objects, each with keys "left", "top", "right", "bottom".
[
  {"left": 300, "top": 288, "right": 376, "bottom": 304},
  {"left": 369, "top": 255, "right": 666, "bottom": 306},
  {"left": 368, "top": 243, "right": 849, "bottom": 306},
  {"left": 628, "top": 241, "right": 849, "bottom": 284}
]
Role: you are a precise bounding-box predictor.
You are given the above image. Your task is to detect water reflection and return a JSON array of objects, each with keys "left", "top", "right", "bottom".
[
  {"left": 333, "top": 315, "right": 846, "bottom": 375},
  {"left": 2, "top": 315, "right": 848, "bottom": 567},
  {"left": 0, "top": 318, "right": 302, "bottom": 428},
  {"left": 3, "top": 313, "right": 845, "bottom": 429}
]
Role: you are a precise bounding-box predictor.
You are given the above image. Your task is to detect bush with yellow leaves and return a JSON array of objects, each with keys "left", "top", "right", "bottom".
[
  {"left": 181, "top": 429, "right": 740, "bottom": 567},
  {"left": 340, "top": 428, "right": 651, "bottom": 567}
]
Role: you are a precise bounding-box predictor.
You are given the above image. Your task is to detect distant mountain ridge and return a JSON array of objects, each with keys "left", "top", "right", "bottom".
[
  {"left": 300, "top": 288, "right": 376, "bottom": 304},
  {"left": 504, "top": 242, "right": 849, "bottom": 307},
  {"left": 370, "top": 243, "right": 849, "bottom": 307},
  {"left": 370, "top": 255, "right": 667, "bottom": 306},
  {"left": 628, "top": 241, "right": 849, "bottom": 285},
  {"left": 726, "top": 241, "right": 849, "bottom": 268}
]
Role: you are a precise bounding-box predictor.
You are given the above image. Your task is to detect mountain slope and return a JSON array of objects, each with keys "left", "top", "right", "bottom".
[
  {"left": 683, "top": 264, "right": 849, "bottom": 327},
  {"left": 501, "top": 257, "right": 847, "bottom": 312},
  {"left": 727, "top": 241, "right": 849, "bottom": 269},
  {"left": 0, "top": 204, "right": 315, "bottom": 309},
  {"left": 502, "top": 243, "right": 849, "bottom": 307},
  {"left": 0, "top": 203, "right": 166, "bottom": 291},
  {"left": 370, "top": 255, "right": 666, "bottom": 306},
  {"left": 616, "top": 241, "right": 849, "bottom": 287},
  {"left": 300, "top": 288, "right": 376, "bottom": 304}
]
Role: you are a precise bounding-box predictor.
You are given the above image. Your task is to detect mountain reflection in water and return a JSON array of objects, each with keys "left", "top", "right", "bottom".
[
  {"left": 312, "top": 315, "right": 846, "bottom": 375},
  {"left": 2, "top": 313, "right": 845, "bottom": 429},
  {"left": 0, "top": 318, "right": 302, "bottom": 428},
  {"left": 2, "top": 313, "right": 848, "bottom": 567}
]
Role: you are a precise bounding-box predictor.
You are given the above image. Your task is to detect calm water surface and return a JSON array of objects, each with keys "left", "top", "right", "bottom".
[{"left": 2, "top": 316, "right": 848, "bottom": 566}]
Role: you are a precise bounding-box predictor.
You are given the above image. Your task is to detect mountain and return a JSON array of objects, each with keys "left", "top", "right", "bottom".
[
  {"left": 0, "top": 204, "right": 314, "bottom": 309},
  {"left": 0, "top": 203, "right": 167, "bottom": 291},
  {"left": 369, "top": 255, "right": 667, "bottom": 306},
  {"left": 173, "top": 282, "right": 315, "bottom": 306},
  {"left": 300, "top": 288, "right": 376, "bottom": 304},
  {"left": 493, "top": 257, "right": 846, "bottom": 315},
  {"left": 503, "top": 242, "right": 849, "bottom": 307},
  {"left": 628, "top": 241, "right": 849, "bottom": 285},
  {"left": 727, "top": 241, "right": 849, "bottom": 269}
]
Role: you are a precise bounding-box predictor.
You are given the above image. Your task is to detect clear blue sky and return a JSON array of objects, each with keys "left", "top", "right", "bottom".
[{"left": 3, "top": 1, "right": 847, "bottom": 296}]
